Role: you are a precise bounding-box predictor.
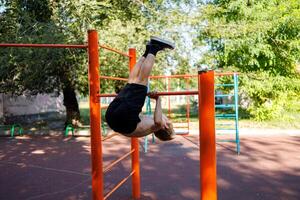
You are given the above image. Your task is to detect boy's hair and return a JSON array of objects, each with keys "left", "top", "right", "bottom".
[{"left": 154, "top": 123, "right": 175, "bottom": 141}]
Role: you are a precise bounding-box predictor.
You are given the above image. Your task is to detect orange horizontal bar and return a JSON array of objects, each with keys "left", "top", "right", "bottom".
[
  {"left": 150, "top": 74, "right": 196, "bottom": 79},
  {"left": 0, "top": 43, "right": 88, "bottom": 49},
  {"left": 215, "top": 72, "right": 239, "bottom": 76},
  {"left": 103, "top": 149, "right": 135, "bottom": 173},
  {"left": 98, "top": 90, "right": 199, "bottom": 98},
  {"left": 99, "top": 75, "right": 128, "bottom": 81},
  {"left": 149, "top": 73, "right": 239, "bottom": 79},
  {"left": 102, "top": 132, "right": 118, "bottom": 141},
  {"left": 104, "top": 170, "right": 135, "bottom": 200},
  {"left": 99, "top": 44, "right": 130, "bottom": 57}
]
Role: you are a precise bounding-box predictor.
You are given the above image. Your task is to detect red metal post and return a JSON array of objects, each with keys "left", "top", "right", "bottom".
[
  {"left": 129, "top": 48, "right": 141, "bottom": 199},
  {"left": 198, "top": 70, "right": 217, "bottom": 200},
  {"left": 88, "top": 30, "right": 103, "bottom": 200}
]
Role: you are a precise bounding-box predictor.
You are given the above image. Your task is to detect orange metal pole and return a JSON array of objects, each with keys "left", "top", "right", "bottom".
[
  {"left": 198, "top": 70, "right": 217, "bottom": 200},
  {"left": 88, "top": 30, "right": 103, "bottom": 200},
  {"left": 129, "top": 48, "right": 141, "bottom": 199}
]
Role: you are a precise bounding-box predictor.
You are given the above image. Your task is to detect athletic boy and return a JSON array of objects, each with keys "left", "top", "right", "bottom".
[{"left": 105, "top": 37, "right": 175, "bottom": 141}]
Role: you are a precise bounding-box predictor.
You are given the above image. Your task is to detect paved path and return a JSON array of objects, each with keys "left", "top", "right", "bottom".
[{"left": 0, "top": 133, "right": 299, "bottom": 200}]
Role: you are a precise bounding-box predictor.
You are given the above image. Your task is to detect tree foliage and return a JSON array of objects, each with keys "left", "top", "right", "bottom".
[
  {"left": 197, "top": 0, "right": 300, "bottom": 121},
  {"left": 199, "top": 0, "right": 300, "bottom": 76},
  {"left": 0, "top": 0, "right": 200, "bottom": 123}
]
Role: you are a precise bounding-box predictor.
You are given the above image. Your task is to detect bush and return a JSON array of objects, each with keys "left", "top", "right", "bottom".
[{"left": 239, "top": 72, "right": 300, "bottom": 121}]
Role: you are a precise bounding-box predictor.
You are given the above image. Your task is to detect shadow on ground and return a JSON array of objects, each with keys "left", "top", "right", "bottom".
[{"left": 0, "top": 133, "right": 299, "bottom": 200}]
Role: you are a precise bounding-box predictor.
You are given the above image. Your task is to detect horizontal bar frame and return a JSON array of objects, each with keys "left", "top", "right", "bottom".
[
  {"left": 98, "top": 90, "right": 199, "bottom": 98},
  {"left": 0, "top": 43, "right": 88, "bottom": 49},
  {"left": 103, "top": 150, "right": 135, "bottom": 173},
  {"left": 99, "top": 44, "right": 130, "bottom": 57}
]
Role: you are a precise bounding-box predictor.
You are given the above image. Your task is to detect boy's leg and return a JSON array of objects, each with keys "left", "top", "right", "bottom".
[
  {"left": 135, "top": 54, "right": 156, "bottom": 86},
  {"left": 131, "top": 37, "right": 175, "bottom": 86},
  {"left": 128, "top": 56, "right": 145, "bottom": 83},
  {"left": 128, "top": 43, "right": 150, "bottom": 83}
]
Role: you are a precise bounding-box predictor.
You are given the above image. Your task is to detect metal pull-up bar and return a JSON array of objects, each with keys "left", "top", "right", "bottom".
[
  {"left": 0, "top": 30, "right": 217, "bottom": 200},
  {"left": 88, "top": 30, "right": 141, "bottom": 200},
  {"left": 0, "top": 43, "right": 88, "bottom": 48}
]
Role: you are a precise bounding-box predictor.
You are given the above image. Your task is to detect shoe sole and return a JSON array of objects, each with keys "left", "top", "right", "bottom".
[{"left": 150, "top": 36, "right": 175, "bottom": 49}]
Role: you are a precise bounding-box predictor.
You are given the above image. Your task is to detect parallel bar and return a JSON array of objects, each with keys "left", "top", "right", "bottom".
[
  {"left": 103, "top": 150, "right": 135, "bottom": 173},
  {"left": 99, "top": 75, "right": 128, "bottom": 81},
  {"left": 104, "top": 171, "right": 135, "bottom": 200},
  {"left": 199, "top": 70, "right": 217, "bottom": 200},
  {"left": 88, "top": 30, "right": 103, "bottom": 200},
  {"left": 0, "top": 43, "right": 87, "bottom": 48},
  {"left": 99, "top": 44, "right": 130, "bottom": 57}
]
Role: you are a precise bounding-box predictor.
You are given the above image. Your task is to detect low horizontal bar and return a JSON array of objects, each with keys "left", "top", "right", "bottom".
[
  {"left": 149, "top": 72, "right": 239, "bottom": 79},
  {"left": 217, "top": 139, "right": 237, "bottom": 143},
  {"left": 0, "top": 43, "right": 88, "bottom": 49},
  {"left": 215, "top": 84, "right": 235, "bottom": 87},
  {"left": 102, "top": 132, "right": 118, "bottom": 141},
  {"left": 216, "top": 116, "right": 236, "bottom": 119},
  {"left": 150, "top": 74, "right": 196, "bottom": 79},
  {"left": 98, "top": 90, "right": 199, "bottom": 98},
  {"left": 103, "top": 149, "right": 134, "bottom": 174},
  {"left": 216, "top": 123, "right": 234, "bottom": 126},
  {"left": 216, "top": 114, "right": 236, "bottom": 117},
  {"left": 215, "top": 72, "right": 239, "bottom": 76},
  {"left": 215, "top": 94, "right": 234, "bottom": 97},
  {"left": 99, "top": 44, "right": 130, "bottom": 57},
  {"left": 99, "top": 75, "right": 128, "bottom": 81},
  {"left": 104, "top": 170, "right": 135, "bottom": 200},
  {"left": 215, "top": 104, "right": 236, "bottom": 108},
  {"left": 175, "top": 132, "right": 189, "bottom": 135}
]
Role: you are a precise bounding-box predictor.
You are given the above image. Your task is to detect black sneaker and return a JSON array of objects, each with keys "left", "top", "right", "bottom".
[{"left": 150, "top": 36, "right": 175, "bottom": 50}]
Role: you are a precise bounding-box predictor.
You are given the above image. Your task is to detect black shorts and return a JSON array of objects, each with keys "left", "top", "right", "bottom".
[{"left": 105, "top": 83, "right": 148, "bottom": 134}]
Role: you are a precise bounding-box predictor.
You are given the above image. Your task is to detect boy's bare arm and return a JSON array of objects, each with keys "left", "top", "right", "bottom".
[{"left": 148, "top": 92, "right": 163, "bottom": 128}]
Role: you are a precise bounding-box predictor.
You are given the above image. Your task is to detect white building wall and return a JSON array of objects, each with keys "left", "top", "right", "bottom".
[{"left": 3, "top": 94, "right": 65, "bottom": 116}]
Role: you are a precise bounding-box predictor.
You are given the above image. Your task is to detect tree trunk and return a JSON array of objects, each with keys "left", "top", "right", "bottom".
[{"left": 63, "top": 85, "right": 81, "bottom": 128}]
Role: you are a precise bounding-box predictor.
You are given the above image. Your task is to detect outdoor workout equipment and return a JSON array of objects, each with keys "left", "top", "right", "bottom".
[
  {"left": 143, "top": 73, "right": 240, "bottom": 154},
  {"left": 0, "top": 30, "right": 217, "bottom": 200},
  {"left": 0, "top": 124, "right": 23, "bottom": 138},
  {"left": 215, "top": 73, "right": 240, "bottom": 154}
]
